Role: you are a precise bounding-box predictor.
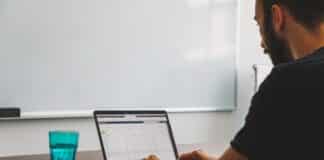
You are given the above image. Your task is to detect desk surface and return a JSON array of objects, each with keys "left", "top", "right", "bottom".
[{"left": 0, "top": 144, "right": 220, "bottom": 160}]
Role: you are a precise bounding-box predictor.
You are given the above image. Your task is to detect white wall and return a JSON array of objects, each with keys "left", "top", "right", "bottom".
[
  {"left": 0, "top": 113, "right": 236, "bottom": 157},
  {"left": 0, "top": 0, "right": 271, "bottom": 157}
]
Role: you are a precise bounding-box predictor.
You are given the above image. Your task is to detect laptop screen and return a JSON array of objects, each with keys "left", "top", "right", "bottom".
[{"left": 96, "top": 112, "right": 177, "bottom": 160}]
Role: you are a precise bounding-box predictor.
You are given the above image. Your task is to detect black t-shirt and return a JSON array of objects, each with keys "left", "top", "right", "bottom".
[{"left": 231, "top": 47, "right": 324, "bottom": 160}]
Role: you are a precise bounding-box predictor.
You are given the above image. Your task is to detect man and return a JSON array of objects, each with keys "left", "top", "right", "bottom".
[{"left": 145, "top": 0, "right": 324, "bottom": 160}]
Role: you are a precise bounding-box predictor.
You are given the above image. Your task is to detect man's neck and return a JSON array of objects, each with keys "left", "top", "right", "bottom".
[{"left": 288, "top": 24, "right": 324, "bottom": 60}]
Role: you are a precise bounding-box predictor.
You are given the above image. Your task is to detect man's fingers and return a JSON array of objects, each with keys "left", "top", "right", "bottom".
[
  {"left": 194, "top": 149, "right": 210, "bottom": 160},
  {"left": 179, "top": 149, "right": 210, "bottom": 160},
  {"left": 144, "top": 154, "right": 160, "bottom": 160},
  {"left": 179, "top": 149, "right": 204, "bottom": 160},
  {"left": 179, "top": 152, "right": 195, "bottom": 160}
]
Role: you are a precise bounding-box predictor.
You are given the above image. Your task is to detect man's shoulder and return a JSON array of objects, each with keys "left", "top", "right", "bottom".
[
  {"left": 274, "top": 48, "right": 324, "bottom": 74},
  {"left": 262, "top": 52, "right": 324, "bottom": 91}
]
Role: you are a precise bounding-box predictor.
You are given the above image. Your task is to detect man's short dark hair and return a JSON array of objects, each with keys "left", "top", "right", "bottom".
[{"left": 263, "top": 0, "right": 324, "bottom": 30}]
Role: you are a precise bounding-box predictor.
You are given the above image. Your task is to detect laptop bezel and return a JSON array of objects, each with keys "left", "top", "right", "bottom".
[{"left": 93, "top": 110, "right": 179, "bottom": 160}]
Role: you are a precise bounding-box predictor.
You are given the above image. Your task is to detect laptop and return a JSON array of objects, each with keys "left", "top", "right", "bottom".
[{"left": 94, "top": 110, "right": 179, "bottom": 160}]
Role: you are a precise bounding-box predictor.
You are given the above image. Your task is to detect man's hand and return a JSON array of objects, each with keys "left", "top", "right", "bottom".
[
  {"left": 144, "top": 154, "right": 160, "bottom": 160},
  {"left": 180, "top": 147, "right": 247, "bottom": 160},
  {"left": 179, "top": 149, "right": 218, "bottom": 160}
]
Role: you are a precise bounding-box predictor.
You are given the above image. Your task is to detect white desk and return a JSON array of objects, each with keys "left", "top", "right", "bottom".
[{"left": 0, "top": 143, "right": 219, "bottom": 160}]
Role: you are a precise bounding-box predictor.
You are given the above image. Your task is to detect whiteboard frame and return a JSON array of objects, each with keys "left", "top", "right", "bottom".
[{"left": 0, "top": 107, "right": 234, "bottom": 120}]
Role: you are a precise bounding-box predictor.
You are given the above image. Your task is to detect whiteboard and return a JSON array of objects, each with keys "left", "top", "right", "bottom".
[
  {"left": 253, "top": 64, "right": 273, "bottom": 92},
  {"left": 0, "top": 0, "right": 238, "bottom": 113}
]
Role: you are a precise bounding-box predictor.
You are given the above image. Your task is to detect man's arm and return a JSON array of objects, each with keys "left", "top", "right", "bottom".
[{"left": 179, "top": 147, "right": 247, "bottom": 160}]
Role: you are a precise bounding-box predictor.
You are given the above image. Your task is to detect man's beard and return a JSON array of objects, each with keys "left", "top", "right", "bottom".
[{"left": 263, "top": 13, "right": 293, "bottom": 65}]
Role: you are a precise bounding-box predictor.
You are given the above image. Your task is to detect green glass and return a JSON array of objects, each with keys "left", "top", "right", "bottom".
[{"left": 49, "top": 131, "right": 79, "bottom": 160}]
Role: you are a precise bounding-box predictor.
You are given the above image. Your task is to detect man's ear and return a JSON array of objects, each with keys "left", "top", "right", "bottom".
[{"left": 271, "top": 4, "right": 285, "bottom": 34}]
